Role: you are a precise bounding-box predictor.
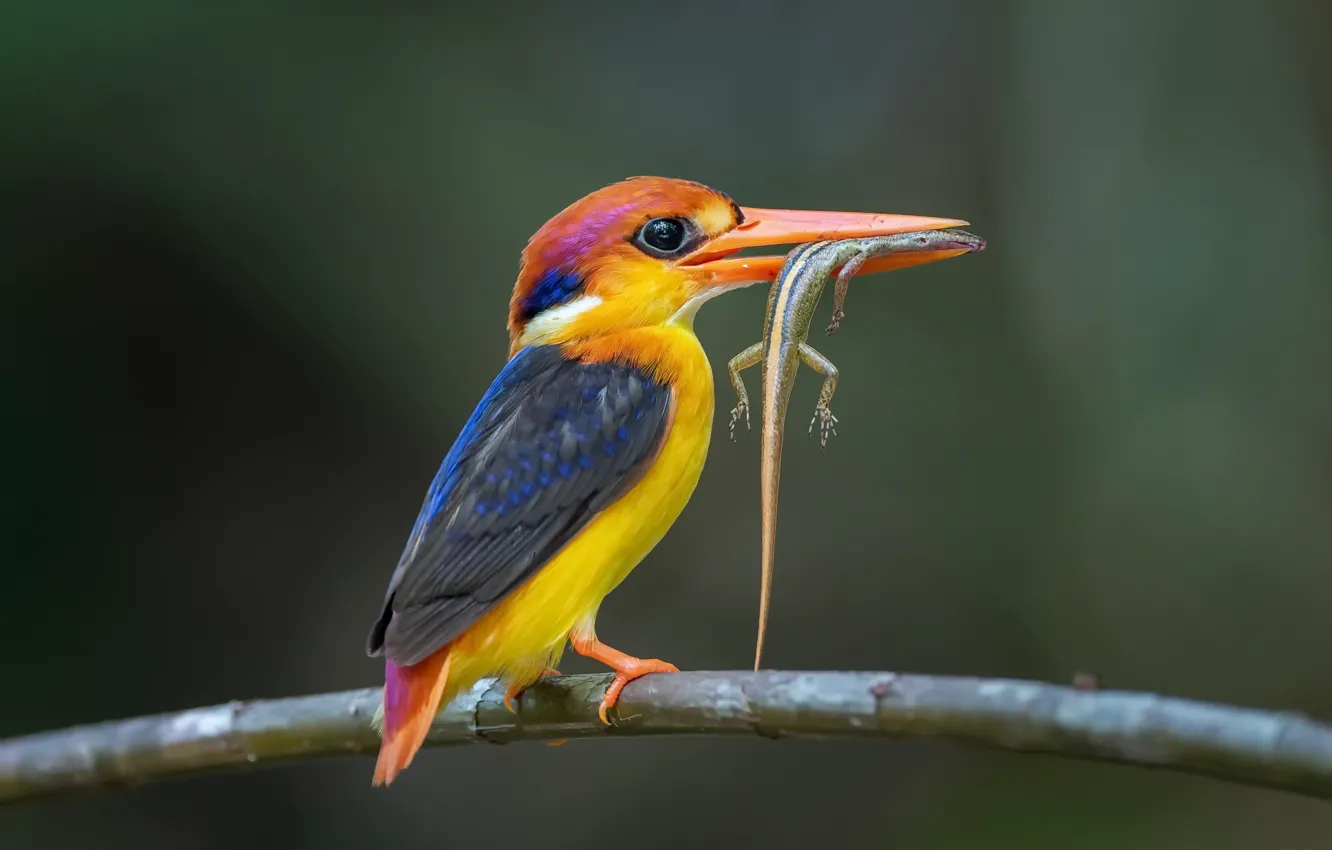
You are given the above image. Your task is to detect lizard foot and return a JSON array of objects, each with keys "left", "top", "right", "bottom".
[
  {"left": 809, "top": 403, "right": 839, "bottom": 452},
  {"left": 826, "top": 309, "right": 845, "bottom": 336},
  {"left": 729, "top": 400, "right": 750, "bottom": 441}
]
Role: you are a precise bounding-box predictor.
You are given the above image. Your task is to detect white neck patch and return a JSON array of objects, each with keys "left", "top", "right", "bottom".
[{"left": 518, "top": 295, "right": 604, "bottom": 347}]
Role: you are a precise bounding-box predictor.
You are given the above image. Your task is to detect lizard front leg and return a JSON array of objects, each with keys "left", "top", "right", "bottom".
[
  {"left": 826, "top": 249, "right": 872, "bottom": 336},
  {"left": 799, "top": 343, "right": 840, "bottom": 452},
  {"left": 726, "top": 343, "right": 762, "bottom": 441}
]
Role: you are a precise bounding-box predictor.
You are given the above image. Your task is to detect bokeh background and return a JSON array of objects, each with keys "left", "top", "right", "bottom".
[{"left": 4, "top": 0, "right": 1331, "bottom": 847}]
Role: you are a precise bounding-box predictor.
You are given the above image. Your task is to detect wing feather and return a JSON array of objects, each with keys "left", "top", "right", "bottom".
[{"left": 365, "top": 345, "right": 672, "bottom": 666}]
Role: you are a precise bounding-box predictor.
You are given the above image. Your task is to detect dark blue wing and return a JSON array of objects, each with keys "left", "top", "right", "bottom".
[{"left": 366, "top": 344, "right": 672, "bottom": 666}]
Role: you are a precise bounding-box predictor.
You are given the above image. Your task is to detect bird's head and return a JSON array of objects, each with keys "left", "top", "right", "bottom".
[{"left": 508, "top": 176, "right": 968, "bottom": 353}]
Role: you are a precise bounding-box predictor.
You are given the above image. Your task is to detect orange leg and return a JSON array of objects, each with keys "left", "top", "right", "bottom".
[
  {"left": 570, "top": 633, "right": 678, "bottom": 723},
  {"left": 503, "top": 667, "right": 561, "bottom": 713}
]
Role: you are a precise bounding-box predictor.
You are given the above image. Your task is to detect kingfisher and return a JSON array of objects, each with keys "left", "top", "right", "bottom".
[{"left": 365, "top": 176, "right": 969, "bottom": 785}]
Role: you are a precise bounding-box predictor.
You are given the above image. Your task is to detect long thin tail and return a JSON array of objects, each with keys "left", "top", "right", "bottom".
[
  {"left": 755, "top": 403, "right": 785, "bottom": 671},
  {"left": 372, "top": 647, "right": 453, "bottom": 786}
]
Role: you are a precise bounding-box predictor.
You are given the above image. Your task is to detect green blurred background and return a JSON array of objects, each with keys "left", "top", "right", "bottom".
[{"left": 4, "top": 0, "right": 1331, "bottom": 847}]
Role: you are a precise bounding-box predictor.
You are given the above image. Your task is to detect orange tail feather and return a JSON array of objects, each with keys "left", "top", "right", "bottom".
[{"left": 373, "top": 647, "right": 452, "bottom": 786}]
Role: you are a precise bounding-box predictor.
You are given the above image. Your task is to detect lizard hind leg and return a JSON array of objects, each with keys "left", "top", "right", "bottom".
[{"left": 798, "top": 343, "right": 840, "bottom": 452}]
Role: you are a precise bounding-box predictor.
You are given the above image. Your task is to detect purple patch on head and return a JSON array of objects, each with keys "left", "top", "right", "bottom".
[{"left": 542, "top": 200, "right": 639, "bottom": 269}]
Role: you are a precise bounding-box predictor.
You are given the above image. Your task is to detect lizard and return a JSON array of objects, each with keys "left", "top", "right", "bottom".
[{"left": 727, "top": 228, "right": 986, "bottom": 670}]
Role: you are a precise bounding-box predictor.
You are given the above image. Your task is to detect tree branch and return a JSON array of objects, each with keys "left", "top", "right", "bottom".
[{"left": 2, "top": 671, "right": 1331, "bottom": 805}]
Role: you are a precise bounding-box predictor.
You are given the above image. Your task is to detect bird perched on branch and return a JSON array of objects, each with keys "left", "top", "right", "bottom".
[{"left": 365, "top": 176, "right": 967, "bottom": 785}]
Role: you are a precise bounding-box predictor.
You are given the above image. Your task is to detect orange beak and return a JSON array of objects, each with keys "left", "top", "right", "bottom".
[{"left": 682, "top": 206, "right": 972, "bottom": 287}]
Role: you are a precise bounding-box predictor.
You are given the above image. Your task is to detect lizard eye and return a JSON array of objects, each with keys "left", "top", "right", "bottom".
[{"left": 633, "top": 218, "right": 689, "bottom": 258}]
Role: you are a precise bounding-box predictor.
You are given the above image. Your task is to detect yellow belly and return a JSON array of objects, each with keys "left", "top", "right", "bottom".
[{"left": 444, "top": 324, "right": 714, "bottom": 692}]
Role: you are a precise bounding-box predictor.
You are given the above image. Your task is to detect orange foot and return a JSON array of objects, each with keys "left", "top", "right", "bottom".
[
  {"left": 570, "top": 633, "right": 678, "bottom": 724},
  {"left": 503, "top": 667, "right": 561, "bottom": 713}
]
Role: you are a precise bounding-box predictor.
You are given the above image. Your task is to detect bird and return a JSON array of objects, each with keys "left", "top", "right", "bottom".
[{"left": 364, "top": 176, "right": 969, "bottom": 785}]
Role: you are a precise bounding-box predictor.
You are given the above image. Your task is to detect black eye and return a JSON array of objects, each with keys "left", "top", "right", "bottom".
[{"left": 635, "top": 217, "right": 688, "bottom": 256}]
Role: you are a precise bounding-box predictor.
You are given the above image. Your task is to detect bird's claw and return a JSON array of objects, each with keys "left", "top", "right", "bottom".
[
  {"left": 597, "top": 658, "right": 679, "bottom": 724},
  {"left": 728, "top": 400, "right": 750, "bottom": 441},
  {"left": 808, "top": 404, "right": 839, "bottom": 452}
]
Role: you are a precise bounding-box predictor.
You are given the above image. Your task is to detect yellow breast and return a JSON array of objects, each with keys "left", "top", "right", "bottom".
[{"left": 445, "top": 323, "right": 715, "bottom": 689}]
